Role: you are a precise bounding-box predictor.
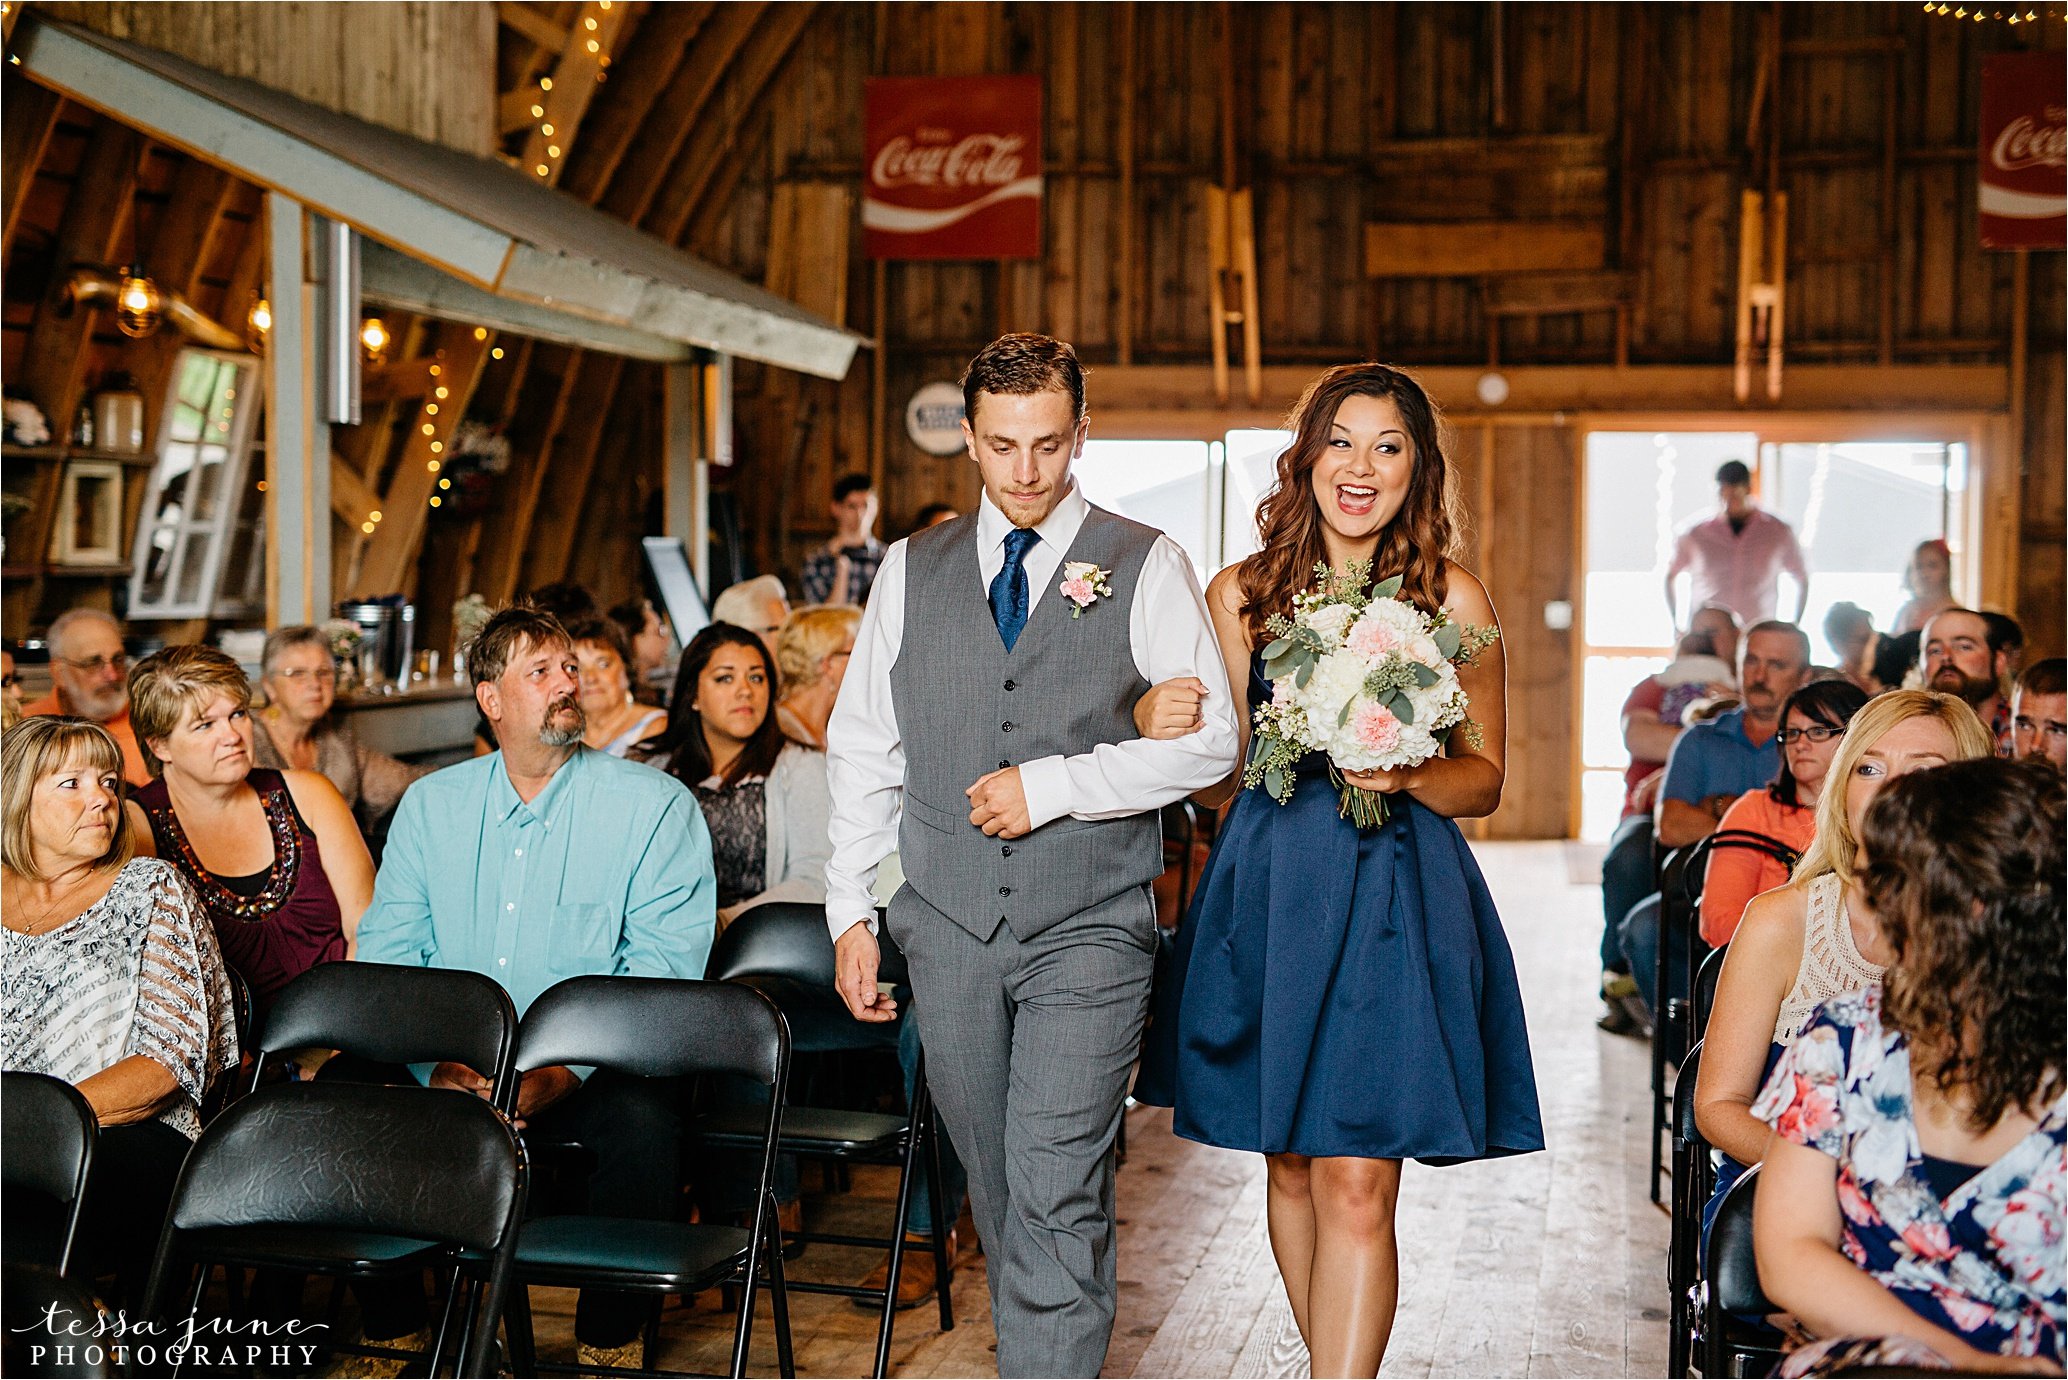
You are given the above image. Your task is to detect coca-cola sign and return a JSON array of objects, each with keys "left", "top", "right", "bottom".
[
  {"left": 864, "top": 76, "right": 1042, "bottom": 260},
  {"left": 1979, "top": 53, "right": 2065, "bottom": 250}
]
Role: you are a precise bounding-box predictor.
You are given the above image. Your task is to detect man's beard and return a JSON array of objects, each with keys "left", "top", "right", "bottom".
[
  {"left": 67, "top": 683, "right": 129, "bottom": 723},
  {"left": 539, "top": 697, "right": 586, "bottom": 747},
  {"left": 1930, "top": 664, "right": 1995, "bottom": 708}
]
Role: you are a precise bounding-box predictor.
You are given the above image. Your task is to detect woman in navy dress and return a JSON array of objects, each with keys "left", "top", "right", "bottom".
[{"left": 1134, "top": 363, "right": 1543, "bottom": 1377}]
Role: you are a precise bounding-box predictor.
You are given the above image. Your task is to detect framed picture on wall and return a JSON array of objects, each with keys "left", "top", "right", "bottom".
[{"left": 54, "top": 460, "right": 124, "bottom": 566}]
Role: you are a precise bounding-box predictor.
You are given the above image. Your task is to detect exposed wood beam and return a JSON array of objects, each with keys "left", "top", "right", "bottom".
[
  {"left": 598, "top": 1, "right": 768, "bottom": 225},
  {"left": 330, "top": 451, "right": 382, "bottom": 525},
  {"left": 130, "top": 155, "right": 238, "bottom": 463},
  {"left": 472, "top": 346, "right": 581, "bottom": 604},
  {"left": 16, "top": 117, "right": 141, "bottom": 426},
  {"left": 1, "top": 74, "right": 63, "bottom": 260},
  {"left": 653, "top": 2, "right": 819, "bottom": 242},
  {"left": 354, "top": 323, "right": 494, "bottom": 596},
  {"left": 498, "top": 83, "right": 545, "bottom": 136},
  {"left": 361, "top": 355, "right": 441, "bottom": 405},
  {"left": 562, "top": 1, "right": 713, "bottom": 202},
  {"left": 521, "top": 353, "right": 626, "bottom": 590},
  {"left": 497, "top": 2, "right": 569, "bottom": 53},
  {"left": 521, "top": 1, "right": 630, "bottom": 187}
]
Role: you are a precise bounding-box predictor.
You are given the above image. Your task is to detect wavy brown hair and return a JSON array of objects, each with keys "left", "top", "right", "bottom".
[
  {"left": 1861, "top": 757, "right": 2064, "bottom": 1131},
  {"left": 1236, "top": 363, "right": 1459, "bottom": 641}
]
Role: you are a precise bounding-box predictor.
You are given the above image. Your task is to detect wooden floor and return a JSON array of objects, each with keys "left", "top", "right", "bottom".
[{"left": 529, "top": 841, "right": 1668, "bottom": 1378}]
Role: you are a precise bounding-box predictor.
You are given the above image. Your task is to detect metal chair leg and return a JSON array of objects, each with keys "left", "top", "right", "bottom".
[
  {"left": 766, "top": 1207, "right": 796, "bottom": 1380},
  {"left": 875, "top": 1116, "right": 925, "bottom": 1378},
  {"left": 919, "top": 1086, "right": 955, "bottom": 1334}
]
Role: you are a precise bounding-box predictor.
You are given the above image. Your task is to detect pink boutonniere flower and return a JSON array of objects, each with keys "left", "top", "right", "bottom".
[{"left": 1059, "top": 561, "right": 1113, "bottom": 618}]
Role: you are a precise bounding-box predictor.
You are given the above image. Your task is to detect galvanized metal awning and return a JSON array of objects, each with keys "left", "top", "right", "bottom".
[{"left": 12, "top": 15, "right": 863, "bottom": 379}]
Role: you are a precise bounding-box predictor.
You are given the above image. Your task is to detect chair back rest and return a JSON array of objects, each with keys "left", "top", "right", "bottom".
[
  {"left": 1687, "top": 829, "right": 1801, "bottom": 907},
  {"left": 228, "top": 968, "right": 256, "bottom": 1050},
  {"left": 512, "top": 976, "right": 787, "bottom": 1092},
  {"left": 1693, "top": 944, "right": 1728, "bottom": 1036},
  {"left": 703, "top": 902, "right": 908, "bottom": 987},
  {"left": 1710, "top": 1162, "right": 1773, "bottom": 1316},
  {"left": 1674, "top": 1041, "right": 1706, "bottom": 1143},
  {"left": 168, "top": 1081, "right": 523, "bottom": 1253},
  {"left": 253, "top": 962, "right": 518, "bottom": 1101},
  {"left": 0, "top": 1073, "right": 95, "bottom": 1271},
  {"left": 3, "top": 1262, "right": 113, "bottom": 1377}
]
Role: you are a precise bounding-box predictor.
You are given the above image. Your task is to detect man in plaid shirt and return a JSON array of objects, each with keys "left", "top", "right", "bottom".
[{"left": 801, "top": 472, "right": 886, "bottom": 607}]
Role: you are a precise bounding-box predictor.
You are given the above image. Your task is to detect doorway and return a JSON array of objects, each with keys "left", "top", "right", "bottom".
[{"left": 1576, "top": 429, "right": 1973, "bottom": 840}]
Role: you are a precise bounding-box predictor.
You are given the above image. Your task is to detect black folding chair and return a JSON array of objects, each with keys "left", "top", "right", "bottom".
[
  {"left": 0, "top": 1073, "right": 96, "bottom": 1277},
  {"left": 3, "top": 1262, "right": 114, "bottom": 1377},
  {"left": 700, "top": 902, "right": 953, "bottom": 1379},
  {"left": 1701, "top": 1163, "right": 1785, "bottom": 1380},
  {"left": 140, "top": 1081, "right": 526, "bottom": 1379},
  {"left": 496, "top": 975, "right": 794, "bottom": 1379},
  {"left": 1692, "top": 943, "right": 1728, "bottom": 1040},
  {"left": 248, "top": 961, "right": 519, "bottom": 1102},
  {"left": 1666, "top": 1040, "right": 1712, "bottom": 1378}
]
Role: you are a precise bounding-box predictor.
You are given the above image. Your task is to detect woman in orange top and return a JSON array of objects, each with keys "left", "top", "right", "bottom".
[{"left": 1699, "top": 679, "right": 1869, "bottom": 947}]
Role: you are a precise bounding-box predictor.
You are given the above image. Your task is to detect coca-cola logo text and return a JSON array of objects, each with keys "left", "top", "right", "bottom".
[
  {"left": 871, "top": 133, "right": 1026, "bottom": 190},
  {"left": 1991, "top": 109, "right": 2067, "bottom": 173}
]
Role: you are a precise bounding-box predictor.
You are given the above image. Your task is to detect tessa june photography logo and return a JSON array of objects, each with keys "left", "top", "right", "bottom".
[{"left": 9, "top": 1302, "right": 328, "bottom": 1372}]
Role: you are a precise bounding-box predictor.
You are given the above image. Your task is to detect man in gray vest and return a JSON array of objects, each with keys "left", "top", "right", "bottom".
[{"left": 825, "top": 333, "right": 1239, "bottom": 1376}]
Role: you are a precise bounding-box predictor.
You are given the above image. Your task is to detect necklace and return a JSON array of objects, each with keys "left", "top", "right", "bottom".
[{"left": 4, "top": 872, "right": 98, "bottom": 936}]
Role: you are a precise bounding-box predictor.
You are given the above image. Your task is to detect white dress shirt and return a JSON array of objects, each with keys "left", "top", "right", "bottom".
[{"left": 823, "top": 484, "right": 1239, "bottom": 940}]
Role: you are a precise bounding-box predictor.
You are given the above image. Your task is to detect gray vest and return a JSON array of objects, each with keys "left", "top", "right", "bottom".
[{"left": 890, "top": 505, "right": 1165, "bottom": 942}]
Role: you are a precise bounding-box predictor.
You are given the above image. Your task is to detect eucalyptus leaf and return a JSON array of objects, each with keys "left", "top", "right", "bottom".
[
  {"left": 1386, "top": 691, "right": 1414, "bottom": 725},
  {"left": 1338, "top": 698, "right": 1356, "bottom": 728},
  {"left": 1264, "top": 765, "right": 1286, "bottom": 800},
  {"left": 1411, "top": 661, "right": 1440, "bottom": 687},
  {"left": 1434, "top": 622, "right": 1462, "bottom": 659},
  {"left": 1296, "top": 658, "right": 1316, "bottom": 689},
  {"left": 1372, "top": 573, "right": 1404, "bottom": 599},
  {"left": 1261, "top": 636, "right": 1294, "bottom": 660}
]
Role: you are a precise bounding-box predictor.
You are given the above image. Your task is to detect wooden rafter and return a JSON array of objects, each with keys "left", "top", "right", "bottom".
[
  {"left": 1, "top": 74, "right": 63, "bottom": 260},
  {"left": 471, "top": 345, "right": 580, "bottom": 604},
  {"left": 596, "top": 1, "right": 768, "bottom": 224},
  {"left": 561, "top": 1, "right": 714, "bottom": 202},
  {"left": 520, "top": 0, "right": 630, "bottom": 186},
  {"left": 518, "top": 353, "right": 625, "bottom": 590},
  {"left": 16, "top": 118, "right": 142, "bottom": 427},
  {"left": 129, "top": 155, "right": 237, "bottom": 455},
  {"left": 652, "top": 3, "right": 819, "bottom": 242},
  {"left": 498, "top": 83, "right": 547, "bottom": 136},
  {"left": 354, "top": 323, "right": 494, "bottom": 596},
  {"left": 496, "top": 2, "right": 569, "bottom": 54}
]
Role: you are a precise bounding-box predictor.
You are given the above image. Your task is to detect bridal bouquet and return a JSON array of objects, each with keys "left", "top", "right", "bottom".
[{"left": 1243, "top": 561, "right": 1498, "bottom": 829}]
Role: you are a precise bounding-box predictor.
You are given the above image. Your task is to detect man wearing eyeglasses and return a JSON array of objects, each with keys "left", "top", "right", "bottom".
[{"left": 22, "top": 607, "right": 149, "bottom": 786}]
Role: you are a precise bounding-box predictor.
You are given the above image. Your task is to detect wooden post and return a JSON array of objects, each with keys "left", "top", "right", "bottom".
[
  {"left": 697, "top": 353, "right": 733, "bottom": 594},
  {"left": 663, "top": 359, "right": 699, "bottom": 553},
  {"left": 263, "top": 192, "right": 329, "bottom": 625},
  {"left": 1116, "top": 0, "right": 1136, "bottom": 366}
]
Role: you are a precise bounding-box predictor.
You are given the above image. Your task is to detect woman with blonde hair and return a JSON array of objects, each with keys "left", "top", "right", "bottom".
[
  {"left": 773, "top": 604, "right": 860, "bottom": 750},
  {"left": 1, "top": 716, "right": 238, "bottom": 1306},
  {"left": 1694, "top": 689, "right": 1995, "bottom": 1247},
  {"left": 128, "top": 645, "right": 373, "bottom": 1007}
]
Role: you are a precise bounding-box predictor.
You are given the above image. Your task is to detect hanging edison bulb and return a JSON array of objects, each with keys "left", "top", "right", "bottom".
[
  {"left": 114, "top": 266, "right": 164, "bottom": 338},
  {"left": 360, "top": 316, "right": 391, "bottom": 362},
  {"left": 246, "top": 294, "right": 272, "bottom": 352}
]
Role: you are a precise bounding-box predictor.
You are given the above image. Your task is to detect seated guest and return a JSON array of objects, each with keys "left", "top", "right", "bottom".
[
  {"left": 1620, "top": 620, "right": 1810, "bottom": 1015},
  {"left": 642, "top": 623, "right": 830, "bottom": 925},
  {"left": 250, "top": 626, "right": 432, "bottom": 826},
  {"left": 711, "top": 574, "right": 791, "bottom": 654},
  {"left": 129, "top": 646, "right": 373, "bottom": 1007},
  {"left": 23, "top": 608, "right": 148, "bottom": 786},
  {"left": 1752, "top": 757, "right": 2064, "bottom": 1377},
  {"left": 2011, "top": 657, "right": 2066, "bottom": 771},
  {"left": 773, "top": 605, "right": 860, "bottom": 750},
  {"left": 0, "top": 717, "right": 238, "bottom": 1307},
  {"left": 2, "top": 648, "right": 21, "bottom": 730},
  {"left": 567, "top": 616, "right": 668, "bottom": 758},
  {"left": 356, "top": 604, "right": 716, "bottom": 1372},
  {"left": 1694, "top": 691, "right": 1993, "bottom": 1248},
  {"left": 1821, "top": 602, "right": 1879, "bottom": 693},
  {"left": 1599, "top": 604, "right": 1742, "bottom": 1033},
  {"left": 1699, "top": 680, "right": 1869, "bottom": 948},
  {"left": 608, "top": 597, "right": 673, "bottom": 705},
  {"left": 913, "top": 501, "right": 960, "bottom": 530},
  {"left": 1921, "top": 607, "right": 2016, "bottom": 751}
]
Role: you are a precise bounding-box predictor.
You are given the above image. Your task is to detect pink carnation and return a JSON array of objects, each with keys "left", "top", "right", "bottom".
[
  {"left": 1348, "top": 619, "right": 1400, "bottom": 660},
  {"left": 1352, "top": 703, "right": 1402, "bottom": 752},
  {"left": 1061, "top": 577, "right": 1096, "bottom": 606}
]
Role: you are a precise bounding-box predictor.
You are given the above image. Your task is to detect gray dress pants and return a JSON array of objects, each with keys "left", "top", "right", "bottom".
[{"left": 888, "top": 885, "right": 1158, "bottom": 1379}]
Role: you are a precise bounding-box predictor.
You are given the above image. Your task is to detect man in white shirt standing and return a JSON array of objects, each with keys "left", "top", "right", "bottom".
[{"left": 824, "top": 334, "right": 1237, "bottom": 1377}]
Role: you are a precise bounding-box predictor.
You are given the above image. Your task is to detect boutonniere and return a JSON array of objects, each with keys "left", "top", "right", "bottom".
[{"left": 1059, "top": 561, "right": 1114, "bottom": 618}]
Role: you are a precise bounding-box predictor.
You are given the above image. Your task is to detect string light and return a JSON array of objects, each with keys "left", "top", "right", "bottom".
[
  {"left": 114, "top": 267, "right": 164, "bottom": 338},
  {"left": 429, "top": 496, "right": 442, "bottom": 508},
  {"left": 359, "top": 316, "right": 391, "bottom": 361},
  {"left": 422, "top": 423, "right": 436, "bottom": 436},
  {"left": 491, "top": 347, "right": 505, "bottom": 359},
  {"left": 439, "top": 478, "right": 452, "bottom": 490},
  {"left": 428, "top": 458, "right": 442, "bottom": 471},
  {"left": 370, "top": 510, "right": 383, "bottom": 523},
  {"left": 426, "top": 403, "right": 439, "bottom": 416},
  {"left": 361, "top": 521, "right": 375, "bottom": 534},
  {"left": 435, "top": 386, "right": 449, "bottom": 399}
]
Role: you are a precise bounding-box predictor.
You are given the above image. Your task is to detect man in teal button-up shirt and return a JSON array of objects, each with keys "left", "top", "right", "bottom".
[{"left": 353, "top": 606, "right": 715, "bottom": 1360}]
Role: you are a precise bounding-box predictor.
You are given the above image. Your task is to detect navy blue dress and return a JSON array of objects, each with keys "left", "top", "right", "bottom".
[{"left": 1135, "top": 655, "right": 1545, "bottom": 1164}]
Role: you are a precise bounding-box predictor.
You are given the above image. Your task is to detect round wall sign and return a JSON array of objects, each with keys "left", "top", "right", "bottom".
[{"left": 905, "top": 381, "right": 968, "bottom": 456}]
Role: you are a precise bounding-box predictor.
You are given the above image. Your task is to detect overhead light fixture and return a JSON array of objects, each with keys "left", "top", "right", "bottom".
[
  {"left": 114, "top": 266, "right": 164, "bottom": 338},
  {"left": 246, "top": 294, "right": 272, "bottom": 351},
  {"left": 360, "top": 316, "right": 391, "bottom": 362}
]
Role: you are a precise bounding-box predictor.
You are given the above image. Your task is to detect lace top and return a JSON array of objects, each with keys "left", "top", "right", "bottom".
[
  {"left": 1774, "top": 872, "right": 1883, "bottom": 1044},
  {"left": 1, "top": 858, "right": 240, "bottom": 1138},
  {"left": 694, "top": 776, "right": 768, "bottom": 910}
]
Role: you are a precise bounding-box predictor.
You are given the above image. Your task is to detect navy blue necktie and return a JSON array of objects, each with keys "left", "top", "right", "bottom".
[{"left": 989, "top": 527, "right": 1040, "bottom": 651}]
